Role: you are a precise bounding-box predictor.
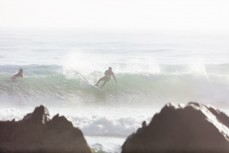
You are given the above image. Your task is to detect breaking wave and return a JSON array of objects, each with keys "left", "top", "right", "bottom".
[{"left": 1, "top": 64, "right": 229, "bottom": 107}]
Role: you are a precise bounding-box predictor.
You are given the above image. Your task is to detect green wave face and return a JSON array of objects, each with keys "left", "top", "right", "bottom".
[{"left": 1, "top": 64, "right": 229, "bottom": 107}]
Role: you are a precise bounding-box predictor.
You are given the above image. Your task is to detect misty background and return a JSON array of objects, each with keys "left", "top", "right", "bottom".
[{"left": 0, "top": 0, "right": 229, "bottom": 34}]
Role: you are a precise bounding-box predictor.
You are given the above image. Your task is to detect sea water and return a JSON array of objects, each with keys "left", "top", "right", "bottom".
[{"left": 1, "top": 29, "right": 229, "bottom": 152}]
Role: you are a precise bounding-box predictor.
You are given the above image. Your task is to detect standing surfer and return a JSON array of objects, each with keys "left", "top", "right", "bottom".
[{"left": 95, "top": 67, "right": 117, "bottom": 88}]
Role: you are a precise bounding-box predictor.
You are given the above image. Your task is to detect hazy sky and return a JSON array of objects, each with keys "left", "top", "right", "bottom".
[{"left": 0, "top": 0, "right": 229, "bottom": 33}]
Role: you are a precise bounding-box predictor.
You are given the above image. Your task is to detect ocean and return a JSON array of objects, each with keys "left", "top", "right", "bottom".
[{"left": 1, "top": 29, "right": 229, "bottom": 152}]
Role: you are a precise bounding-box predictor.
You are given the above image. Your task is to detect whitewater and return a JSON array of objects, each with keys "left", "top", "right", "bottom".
[{"left": 1, "top": 30, "right": 229, "bottom": 152}]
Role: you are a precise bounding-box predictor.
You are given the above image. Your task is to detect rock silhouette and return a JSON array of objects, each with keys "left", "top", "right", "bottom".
[
  {"left": 0, "top": 105, "right": 92, "bottom": 153},
  {"left": 122, "top": 102, "right": 229, "bottom": 153}
]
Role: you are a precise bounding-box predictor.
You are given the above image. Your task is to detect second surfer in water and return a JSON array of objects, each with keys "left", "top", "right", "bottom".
[
  {"left": 95, "top": 67, "right": 117, "bottom": 89},
  {"left": 11, "top": 68, "right": 23, "bottom": 81}
]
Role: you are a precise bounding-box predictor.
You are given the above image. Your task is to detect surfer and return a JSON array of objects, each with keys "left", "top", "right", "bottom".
[
  {"left": 95, "top": 67, "right": 117, "bottom": 88},
  {"left": 11, "top": 68, "right": 23, "bottom": 80}
]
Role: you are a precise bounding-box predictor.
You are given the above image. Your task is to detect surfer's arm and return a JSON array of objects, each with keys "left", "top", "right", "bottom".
[
  {"left": 11, "top": 73, "right": 23, "bottom": 79},
  {"left": 112, "top": 73, "right": 117, "bottom": 83},
  {"left": 11, "top": 74, "right": 17, "bottom": 80}
]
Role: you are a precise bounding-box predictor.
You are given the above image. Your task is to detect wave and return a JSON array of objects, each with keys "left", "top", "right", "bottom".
[{"left": 1, "top": 64, "right": 229, "bottom": 107}]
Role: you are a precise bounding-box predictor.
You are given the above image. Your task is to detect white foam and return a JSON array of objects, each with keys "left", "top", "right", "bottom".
[
  {"left": 0, "top": 108, "right": 25, "bottom": 121},
  {"left": 85, "top": 136, "right": 125, "bottom": 153},
  {"left": 72, "top": 116, "right": 143, "bottom": 137}
]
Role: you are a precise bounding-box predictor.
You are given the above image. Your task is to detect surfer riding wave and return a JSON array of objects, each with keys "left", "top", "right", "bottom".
[{"left": 95, "top": 67, "right": 117, "bottom": 89}]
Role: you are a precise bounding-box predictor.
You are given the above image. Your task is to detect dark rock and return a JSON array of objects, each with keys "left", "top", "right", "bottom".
[
  {"left": 22, "top": 105, "right": 50, "bottom": 124},
  {"left": 46, "top": 114, "right": 73, "bottom": 132},
  {"left": 0, "top": 105, "right": 92, "bottom": 153},
  {"left": 122, "top": 102, "right": 229, "bottom": 153}
]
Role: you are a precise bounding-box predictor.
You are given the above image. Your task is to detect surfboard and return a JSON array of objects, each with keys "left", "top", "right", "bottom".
[
  {"left": 78, "top": 73, "right": 105, "bottom": 93},
  {"left": 90, "top": 85, "right": 104, "bottom": 92}
]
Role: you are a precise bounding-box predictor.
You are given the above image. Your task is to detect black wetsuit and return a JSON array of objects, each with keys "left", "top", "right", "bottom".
[{"left": 104, "top": 70, "right": 113, "bottom": 81}]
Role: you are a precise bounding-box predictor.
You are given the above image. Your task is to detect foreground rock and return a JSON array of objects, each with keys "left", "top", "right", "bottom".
[
  {"left": 122, "top": 102, "right": 229, "bottom": 153},
  {"left": 0, "top": 105, "right": 92, "bottom": 153}
]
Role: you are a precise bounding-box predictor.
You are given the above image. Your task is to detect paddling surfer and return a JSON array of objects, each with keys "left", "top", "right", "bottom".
[
  {"left": 11, "top": 68, "right": 23, "bottom": 80},
  {"left": 95, "top": 67, "right": 117, "bottom": 88}
]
